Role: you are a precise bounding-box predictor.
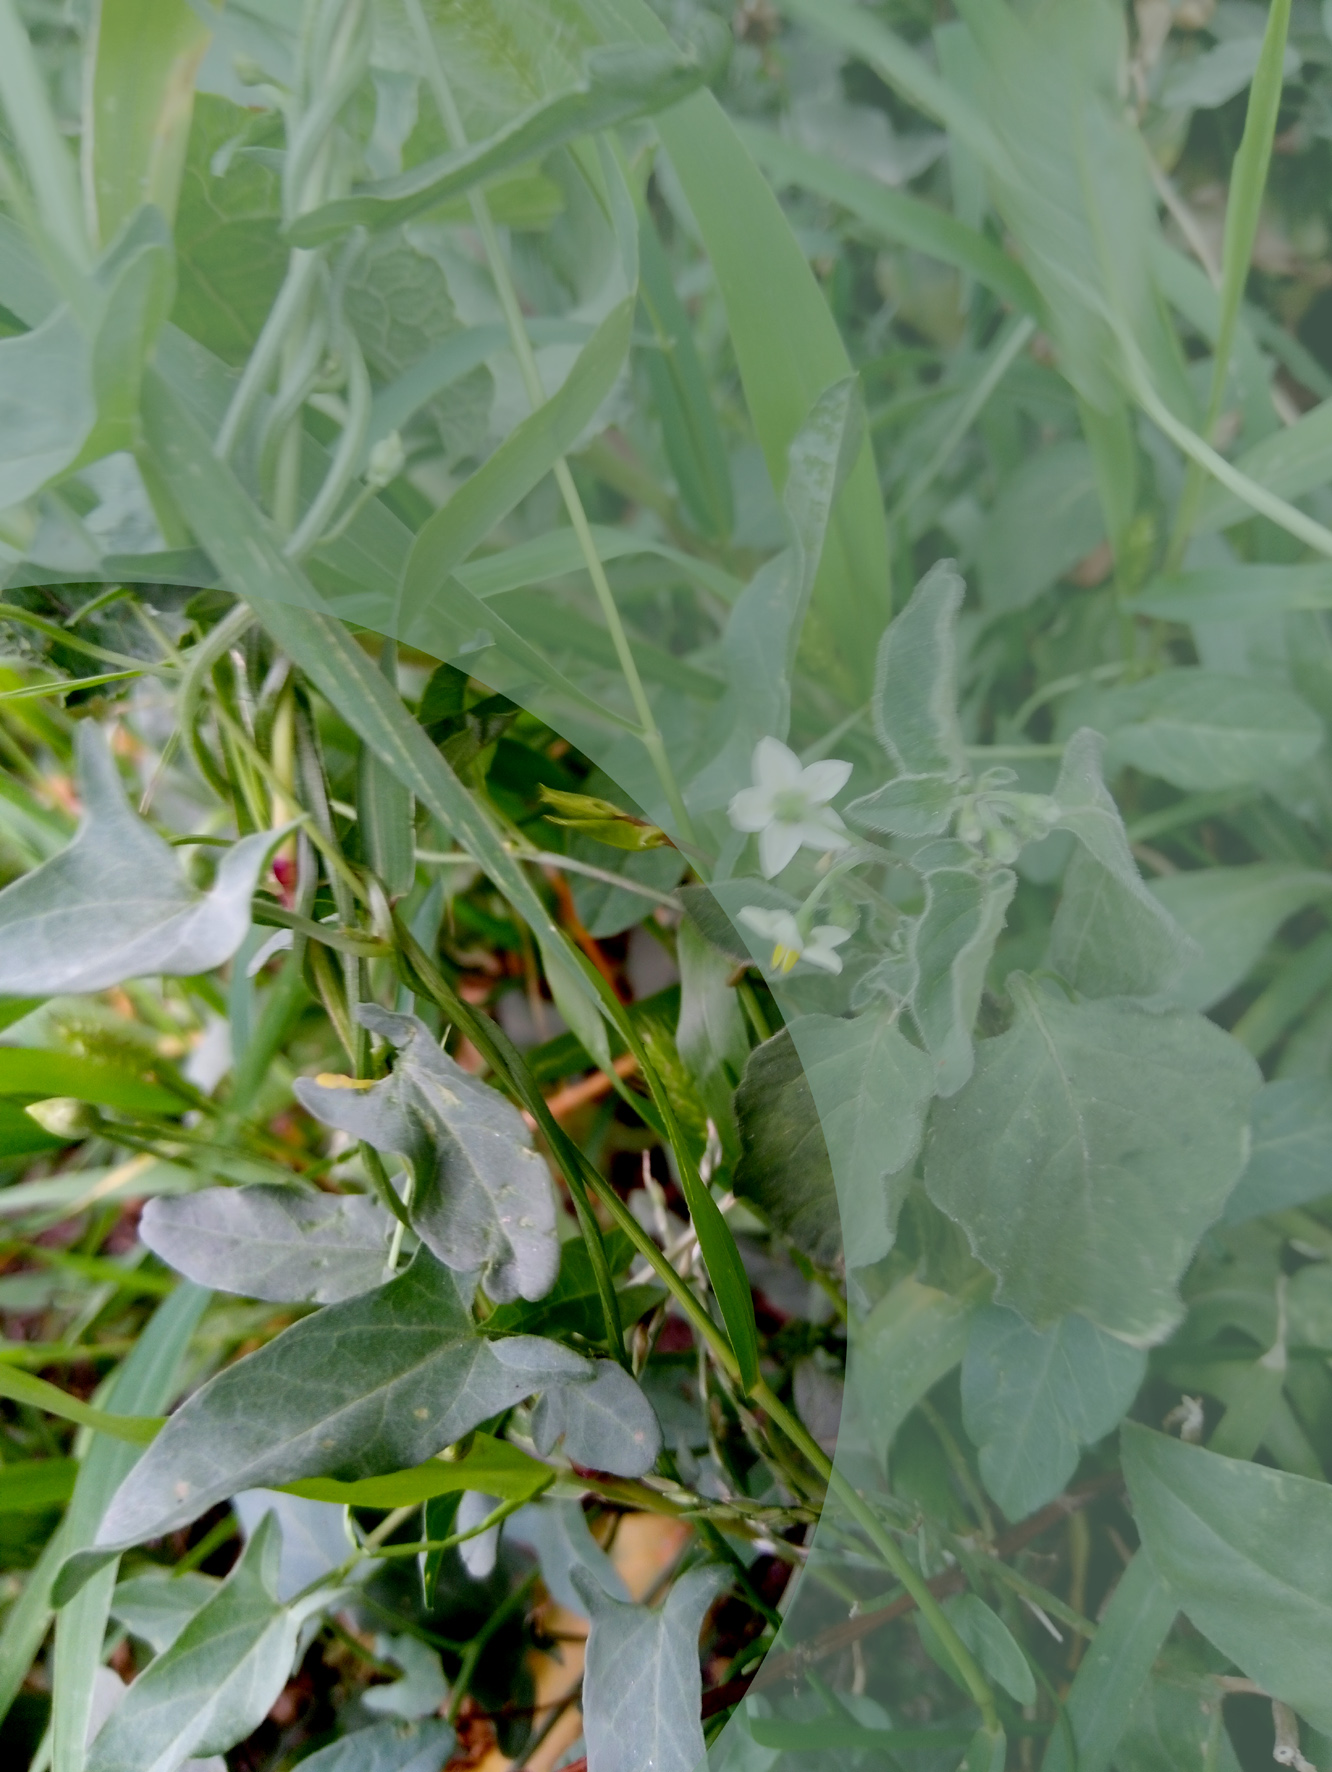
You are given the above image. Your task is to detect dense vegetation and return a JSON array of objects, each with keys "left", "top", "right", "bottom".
[{"left": 1, "top": 0, "right": 1332, "bottom": 1769}]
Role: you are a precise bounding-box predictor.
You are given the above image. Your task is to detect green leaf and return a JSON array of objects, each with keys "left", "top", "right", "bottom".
[
  {"left": 794, "top": 1010, "right": 936, "bottom": 1267},
  {"left": 1040, "top": 1550, "right": 1177, "bottom": 1772},
  {"left": 0, "top": 1047, "right": 186, "bottom": 1117},
  {"left": 0, "top": 1458, "right": 77, "bottom": 1514},
  {"left": 531, "top": 1358, "right": 662, "bottom": 1478},
  {"left": 508, "top": 1496, "right": 629, "bottom": 1614},
  {"left": 976, "top": 445, "right": 1106, "bottom": 614},
  {"left": 0, "top": 723, "right": 278, "bottom": 996},
  {"left": 290, "top": 1720, "right": 457, "bottom": 1772},
  {"left": 0, "top": 1365, "right": 162, "bottom": 1446},
  {"left": 83, "top": 0, "right": 210, "bottom": 243},
  {"left": 870, "top": 560, "right": 967, "bottom": 779},
  {"left": 140, "top": 366, "right": 611, "bottom": 1069},
  {"left": 1080, "top": 670, "right": 1323, "bottom": 791},
  {"left": 733, "top": 1027, "right": 838, "bottom": 1267},
  {"left": 109, "top": 1570, "right": 220, "bottom": 1655},
  {"left": 0, "top": 306, "right": 95, "bottom": 505},
  {"left": 572, "top": 1562, "right": 726, "bottom": 1772},
  {"left": 282, "top": 1430, "right": 553, "bottom": 1508},
  {"left": 846, "top": 773, "right": 961, "bottom": 839},
  {"left": 737, "top": 123, "right": 1041, "bottom": 319},
  {"left": 1135, "top": 563, "right": 1332, "bottom": 623},
  {"left": 86, "top": 1513, "right": 314, "bottom": 1772},
  {"left": 398, "top": 298, "right": 632, "bottom": 630},
  {"left": 856, "top": 1273, "right": 987, "bottom": 1461},
  {"left": 1197, "top": 398, "right": 1332, "bottom": 532},
  {"left": 357, "top": 639, "right": 416, "bottom": 898},
  {"left": 1225, "top": 1079, "right": 1332, "bottom": 1223},
  {"left": 923, "top": 1593, "right": 1035, "bottom": 1706},
  {"left": 961, "top": 1304, "right": 1145, "bottom": 1521},
  {"left": 84, "top": 210, "right": 178, "bottom": 461},
  {"left": 909, "top": 864, "right": 1016, "bottom": 1098},
  {"left": 1122, "top": 1422, "right": 1332, "bottom": 1733},
  {"left": 91, "top": 1249, "right": 588, "bottom": 1551},
  {"left": 139, "top": 1185, "right": 391, "bottom": 1305},
  {"left": 674, "top": 919, "right": 748, "bottom": 1129},
  {"left": 925, "top": 976, "right": 1261, "bottom": 1342},
  {"left": 289, "top": 38, "right": 719, "bottom": 245},
  {"left": 362, "top": 1634, "right": 449, "bottom": 1722},
  {"left": 295, "top": 1007, "right": 558, "bottom": 1304},
  {"left": 1115, "top": 1664, "right": 1244, "bottom": 1772},
  {"left": 1149, "top": 864, "right": 1332, "bottom": 1012}
]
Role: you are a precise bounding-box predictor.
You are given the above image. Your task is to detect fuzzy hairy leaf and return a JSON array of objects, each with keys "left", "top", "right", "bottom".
[
  {"left": 961, "top": 1304, "right": 1145, "bottom": 1520},
  {"left": 909, "top": 866, "right": 1016, "bottom": 1096},
  {"left": 573, "top": 1563, "right": 726, "bottom": 1772},
  {"left": 0, "top": 725, "right": 277, "bottom": 996},
  {"left": 1123, "top": 1424, "right": 1332, "bottom": 1732},
  {"left": 140, "top": 1186, "right": 391, "bottom": 1305},
  {"left": 925, "top": 976, "right": 1260, "bottom": 1342},
  {"left": 295, "top": 1008, "right": 558, "bottom": 1304},
  {"left": 1149, "top": 864, "right": 1332, "bottom": 1012},
  {"left": 870, "top": 561, "right": 967, "bottom": 779},
  {"left": 531, "top": 1359, "right": 662, "bottom": 1478},
  {"left": 92, "top": 1250, "right": 587, "bottom": 1549}
]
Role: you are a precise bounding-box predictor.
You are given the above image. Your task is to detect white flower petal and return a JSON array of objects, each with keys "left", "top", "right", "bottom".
[
  {"left": 811, "top": 925, "right": 853, "bottom": 949},
  {"left": 738, "top": 906, "right": 798, "bottom": 945},
  {"left": 802, "top": 946, "right": 845, "bottom": 975},
  {"left": 759, "top": 821, "right": 804, "bottom": 878},
  {"left": 798, "top": 757, "right": 853, "bottom": 804},
  {"left": 792, "top": 815, "right": 851, "bottom": 853},
  {"left": 728, "top": 785, "right": 775, "bottom": 833},
  {"left": 753, "top": 736, "right": 803, "bottom": 792}
]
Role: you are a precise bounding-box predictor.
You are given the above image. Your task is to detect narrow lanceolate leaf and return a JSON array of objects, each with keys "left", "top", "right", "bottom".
[
  {"left": 531, "top": 1360, "right": 662, "bottom": 1479},
  {"left": 140, "top": 1186, "right": 391, "bottom": 1305},
  {"left": 1148, "top": 863, "right": 1332, "bottom": 1013},
  {"left": 1049, "top": 730, "right": 1194, "bottom": 999},
  {"left": 0, "top": 724, "right": 276, "bottom": 995},
  {"left": 961, "top": 1305, "right": 1145, "bottom": 1521},
  {"left": 924, "top": 976, "right": 1260, "bottom": 1343},
  {"left": 1040, "top": 1550, "right": 1177, "bottom": 1772},
  {"left": 288, "top": 39, "right": 719, "bottom": 245},
  {"left": 296, "top": 1008, "right": 559, "bottom": 1304},
  {"left": 282, "top": 1431, "right": 553, "bottom": 1508},
  {"left": 871, "top": 561, "right": 968, "bottom": 779},
  {"left": 87, "top": 1514, "right": 310, "bottom": 1772},
  {"left": 1122, "top": 1423, "right": 1332, "bottom": 1733},
  {"left": 910, "top": 865, "right": 1016, "bottom": 1099},
  {"left": 790, "top": 1011, "right": 936, "bottom": 1268},
  {"left": 92, "top": 1249, "right": 588, "bottom": 1550},
  {"left": 572, "top": 1563, "right": 726, "bottom": 1772}
]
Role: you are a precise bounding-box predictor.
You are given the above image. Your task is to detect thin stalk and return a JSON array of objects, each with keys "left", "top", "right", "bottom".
[
  {"left": 401, "top": 0, "right": 694, "bottom": 844},
  {"left": 216, "top": 252, "right": 323, "bottom": 461},
  {"left": 366, "top": 1491, "right": 532, "bottom": 1560}
]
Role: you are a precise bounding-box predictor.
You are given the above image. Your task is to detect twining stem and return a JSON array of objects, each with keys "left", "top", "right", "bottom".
[{"left": 401, "top": 0, "right": 696, "bottom": 845}]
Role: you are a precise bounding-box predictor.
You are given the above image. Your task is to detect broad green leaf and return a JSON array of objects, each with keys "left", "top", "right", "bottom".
[
  {"left": 975, "top": 445, "right": 1105, "bottom": 614},
  {"left": 921, "top": 1593, "right": 1035, "bottom": 1706},
  {"left": 139, "top": 1185, "right": 391, "bottom": 1305},
  {"left": 687, "top": 377, "right": 865, "bottom": 806},
  {"left": 1286, "top": 1260, "right": 1332, "bottom": 1348},
  {"left": 1149, "top": 864, "right": 1332, "bottom": 1011},
  {"left": 109, "top": 1570, "right": 220, "bottom": 1655},
  {"left": 0, "top": 1458, "right": 77, "bottom": 1513},
  {"left": 295, "top": 1007, "right": 558, "bottom": 1304},
  {"left": 1074, "top": 668, "right": 1324, "bottom": 791},
  {"left": 91, "top": 1249, "right": 588, "bottom": 1550},
  {"left": 857, "top": 1273, "right": 987, "bottom": 1461},
  {"left": 637, "top": 209, "right": 732, "bottom": 539},
  {"left": 289, "top": 38, "right": 719, "bottom": 245},
  {"left": 1224, "top": 1078, "right": 1332, "bottom": 1223},
  {"left": 737, "top": 124, "right": 1041, "bottom": 318},
  {"left": 508, "top": 1496, "right": 628, "bottom": 1615},
  {"left": 1135, "top": 563, "right": 1332, "bottom": 623},
  {"left": 0, "top": 306, "right": 95, "bottom": 504},
  {"left": 0, "top": 724, "right": 278, "bottom": 996},
  {"left": 1040, "top": 1550, "right": 1177, "bottom": 1772},
  {"left": 846, "top": 772, "right": 961, "bottom": 839},
  {"left": 83, "top": 0, "right": 210, "bottom": 243},
  {"left": 291, "top": 1721, "right": 456, "bottom": 1772},
  {"left": 961, "top": 1304, "right": 1145, "bottom": 1521},
  {"left": 1116, "top": 1665, "right": 1243, "bottom": 1772},
  {"left": 531, "top": 1358, "right": 662, "bottom": 1478},
  {"left": 85, "top": 210, "right": 177, "bottom": 461},
  {"left": 925, "top": 976, "right": 1260, "bottom": 1342},
  {"left": 909, "top": 866, "right": 1016, "bottom": 1097},
  {"left": 398, "top": 298, "right": 632, "bottom": 634},
  {"left": 86, "top": 1514, "right": 314, "bottom": 1772},
  {"left": 1122, "top": 1422, "right": 1332, "bottom": 1732},
  {"left": 572, "top": 1562, "right": 726, "bottom": 1772},
  {"left": 361, "top": 1635, "right": 449, "bottom": 1722},
  {"left": 733, "top": 1027, "right": 838, "bottom": 1267},
  {"left": 870, "top": 560, "right": 967, "bottom": 779},
  {"left": 674, "top": 919, "right": 748, "bottom": 1129},
  {"left": 0, "top": 1047, "right": 187, "bottom": 1117},
  {"left": 140, "top": 367, "right": 611, "bottom": 1068},
  {"left": 790, "top": 1010, "right": 936, "bottom": 1267},
  {"left": 282, "top": 1431, "right": 553, "bottom": 1507},
  {"left": 487, "top": 1235, "right": 660, "bottom": 1346}
]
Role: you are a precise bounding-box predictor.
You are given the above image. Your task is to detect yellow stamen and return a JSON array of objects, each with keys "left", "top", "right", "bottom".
[{"left": 772, "top": 944, "right": 800, "bottom": 974}]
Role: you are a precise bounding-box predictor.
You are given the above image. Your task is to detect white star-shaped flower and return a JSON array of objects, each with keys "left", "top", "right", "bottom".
[
  {"left": 738, "top": 907, "right": 852, "bottom": 976},
  {"left": 728, "top": 738, "right": 853, "bottom": 878}
]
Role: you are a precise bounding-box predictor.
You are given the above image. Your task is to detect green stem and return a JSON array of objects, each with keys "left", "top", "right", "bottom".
[
  {"left": 401, "top": 0, "right": 695, "bottom": 845},
  {"left": 0, "top": 0, "right": 87, "bottom": 275}
]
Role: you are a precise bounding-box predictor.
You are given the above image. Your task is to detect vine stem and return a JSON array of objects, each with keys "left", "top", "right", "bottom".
[{"left": 401, "top": 0, "right": 696, "bottom": 845}]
